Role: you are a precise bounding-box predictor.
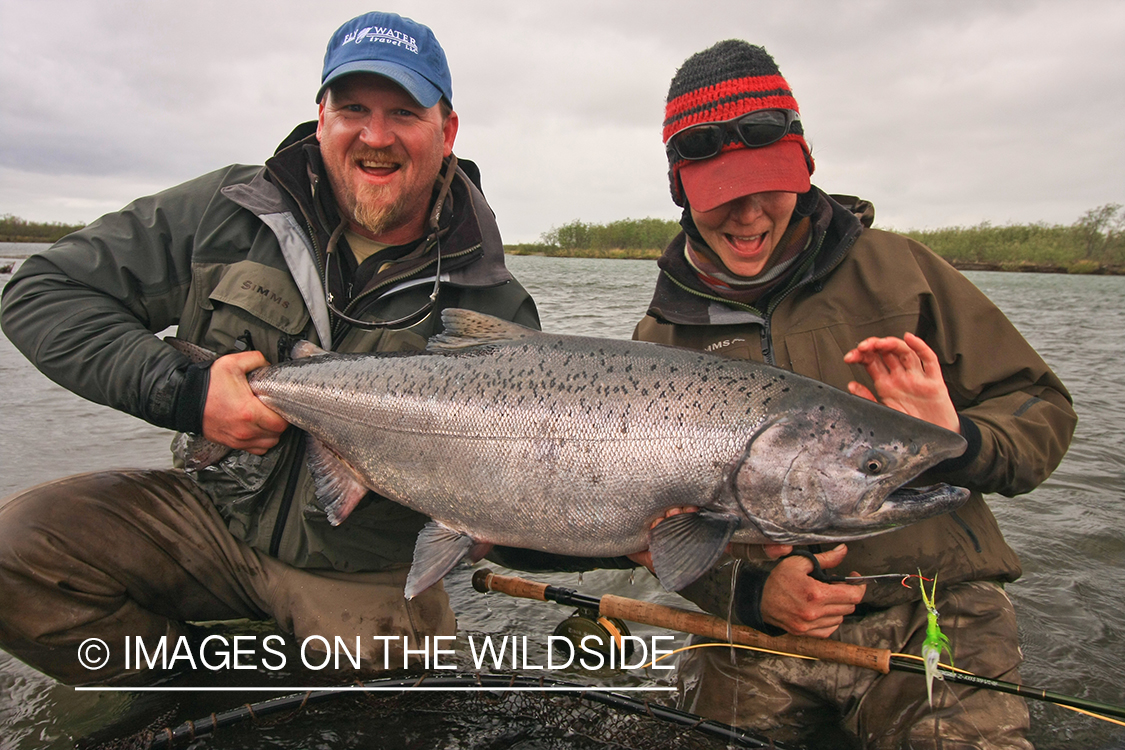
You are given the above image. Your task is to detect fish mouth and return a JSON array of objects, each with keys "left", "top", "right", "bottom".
[
  {"left": 830, "top": 483, "right": 969, "bottom": 537},
  {"left": 736, "top": 482, "right": 971, "bottom": 545},
  {"left": 883, "top": 483, "right": 970, "bottom": 510},
  {"left": 845, "top": 482, "right": 970, "bottom": 535}
]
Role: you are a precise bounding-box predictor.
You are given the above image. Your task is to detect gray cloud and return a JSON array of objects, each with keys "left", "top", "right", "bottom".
[{"left": 2, "top": 0, "right": 1122, "bottom": 241}]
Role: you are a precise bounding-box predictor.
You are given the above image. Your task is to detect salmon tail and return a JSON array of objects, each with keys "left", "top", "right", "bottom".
[
  {"left": 290, "top": 340, "right": 328, "bottom": 359},
  {"left": 164, "top": 338, "right": 233, "bottom": 470},
  {"left": 165, "top": 336, "right": 217, "bottom": 364},
  {"left": 171, "top": 432, "right": 233, "bottom": 471}
]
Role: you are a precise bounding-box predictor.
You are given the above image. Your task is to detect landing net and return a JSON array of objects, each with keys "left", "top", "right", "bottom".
[{"left": 78, "top": 673, "right": 787, "bottom": 750}]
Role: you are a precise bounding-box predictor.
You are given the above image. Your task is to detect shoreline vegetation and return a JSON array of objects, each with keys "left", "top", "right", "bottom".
[
  {"left": 504, "top": 205, "right": 1125, "bottom": 275},
  {"left": 0, "top": 215, "right": 87, "bottom": 244},
  {"left": 4, "top": 206, "right": 1125, "bottom": 275}
]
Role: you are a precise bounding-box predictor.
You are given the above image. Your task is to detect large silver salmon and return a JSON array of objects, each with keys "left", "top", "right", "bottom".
[{"left": 179, "top": 309, "right": 969, "bottom": 598}]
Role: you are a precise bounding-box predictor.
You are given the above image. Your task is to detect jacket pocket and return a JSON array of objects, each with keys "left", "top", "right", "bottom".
[
  {"left": 208, "top": 261, "right": 310, "bottom": 335},
  {"left": 184, "top": 261, "right": 312, "bottom": 360}
]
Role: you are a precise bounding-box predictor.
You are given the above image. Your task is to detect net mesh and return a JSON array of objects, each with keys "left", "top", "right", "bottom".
[{"left": 77, "top": 674, "right": 782, "bottom": 750}]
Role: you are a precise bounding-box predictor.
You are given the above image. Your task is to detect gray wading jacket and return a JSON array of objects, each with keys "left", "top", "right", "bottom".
[{"left": 2, "top": 131, "right": 539, "bottom": 572}]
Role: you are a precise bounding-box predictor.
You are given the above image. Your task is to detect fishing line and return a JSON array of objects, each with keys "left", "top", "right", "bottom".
[
  {"left": 891, "top": 661, "right": 1125, "bottom": 728},
  {"left": 643, "top": 640, "right": 817, "bottom": 667},
  {"left": 889, "top": 652, "right": 1125, "bottom": 726}
]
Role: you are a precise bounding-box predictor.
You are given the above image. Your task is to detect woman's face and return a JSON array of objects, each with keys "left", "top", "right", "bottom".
[{"left": 690, "top": 191, "right": 798, "bottom": 278}]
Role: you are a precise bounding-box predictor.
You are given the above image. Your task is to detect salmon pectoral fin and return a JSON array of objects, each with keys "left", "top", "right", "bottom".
[
  {"left": 649, "top": 511, "right": 740, "bottom": 592},
  {"left": 405, "top": 521, "right": 476, "bottom": 600},
  {"left": 305, "top": 435, "right": 371, "bottom": 526}
]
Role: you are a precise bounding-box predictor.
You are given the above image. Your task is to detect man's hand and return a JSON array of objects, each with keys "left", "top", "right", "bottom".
[
  {"left": 761, "top": 544, "right": 867, "bottom": 638},
  {"left": 844, "top": 333, "right": 960, "bottom": 433},
  {"left": 202, "top": 351, "right": 289, "bottom": 454}
]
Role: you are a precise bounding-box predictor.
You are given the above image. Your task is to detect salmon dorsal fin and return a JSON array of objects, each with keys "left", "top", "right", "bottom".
[
  {"left": 291, "top": 340, "right": 328, "bottom": 359},
  {"left": 427, "top": 309, "right": 538, "bottom": 352}
]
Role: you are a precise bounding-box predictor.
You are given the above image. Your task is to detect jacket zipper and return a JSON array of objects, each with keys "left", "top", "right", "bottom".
[
  {"left": 757, "top": 227, "right": 858, "bottom": 364},
  {"left": 262, "top": 162, "right": 474, "bottom": 553},
  {"left": 264, "top": 167, "right": 325, "bottom": 558},
  {"left": 663, "top": 226, "right": 849, "bottom": 366},
  {"left": 662, "top": 271, "right": 764, "bottom": 315},
  {"left": 270, "top": 438, "right": 307, "bottom": 558},
  {"left": 950, "top": 510, "right": 982, "bottom": 553}
]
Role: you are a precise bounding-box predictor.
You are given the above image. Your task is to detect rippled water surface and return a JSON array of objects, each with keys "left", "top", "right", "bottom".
[{"left": 1, "top": 249, "right": 1123, "bottom": 748}]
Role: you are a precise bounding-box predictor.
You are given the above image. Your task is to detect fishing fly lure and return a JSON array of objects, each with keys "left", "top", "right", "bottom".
[{"left": 919, "top": 571, "right": 953, "bottom": 707}]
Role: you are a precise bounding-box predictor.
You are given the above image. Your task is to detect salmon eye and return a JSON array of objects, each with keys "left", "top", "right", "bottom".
[{"left": 862, "top": 452, "right": 886, "bottom": 475}]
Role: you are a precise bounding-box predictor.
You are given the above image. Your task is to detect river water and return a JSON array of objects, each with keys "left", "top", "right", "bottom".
[{"left": 0, "top": 246, "right": 1122, "bottom": 749}]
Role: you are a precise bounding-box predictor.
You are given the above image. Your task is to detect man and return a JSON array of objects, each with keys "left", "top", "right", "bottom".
[
  {"left": 633, "top": 40, "right": 1075, "bottom": 748},
  {"left": 0, "top": 11, "right": 538, "bottom": 685}
]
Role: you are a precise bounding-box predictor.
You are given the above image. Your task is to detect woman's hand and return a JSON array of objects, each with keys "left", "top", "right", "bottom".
[
  {"left": 760, "top": 544, "right": 867, "bottom": 638},
  {"left": 844, "top": 333, "right": 960, "bottom": 433}
]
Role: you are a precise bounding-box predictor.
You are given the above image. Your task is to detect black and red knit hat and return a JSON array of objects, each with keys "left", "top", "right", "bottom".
[{"left": 664, "top": 41, "right": 814, "bottom": 210}]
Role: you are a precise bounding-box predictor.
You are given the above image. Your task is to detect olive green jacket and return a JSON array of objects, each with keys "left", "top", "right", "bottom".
[
  {"left": 634, "top": 189, "right": 1076, "bottom": 612},
  {"left": 2, "top": 133, "right": 538, "bottom": 572}
]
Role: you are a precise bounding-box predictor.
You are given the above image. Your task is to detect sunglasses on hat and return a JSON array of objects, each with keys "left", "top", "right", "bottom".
[{"left": 667, "top": 109, "right": 801, "bottom": 161}]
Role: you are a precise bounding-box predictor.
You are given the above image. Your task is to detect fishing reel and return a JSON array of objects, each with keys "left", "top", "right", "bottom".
[{"left": 552, "top": 607, "right": 634, "bottom": 662}]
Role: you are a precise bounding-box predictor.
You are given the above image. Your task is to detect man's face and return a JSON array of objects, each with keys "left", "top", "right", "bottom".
[{"left": 317, "top": 74, "right": 458, "bottom": 245}]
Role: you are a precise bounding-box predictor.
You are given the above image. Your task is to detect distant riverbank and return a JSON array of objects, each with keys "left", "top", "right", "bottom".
[
  {"left": 508, "top": 206, "right": 1125, "bottom": 275},
  {"left": 5, "top": 243, "right": 1121, "bottom": 276},
  {"left": 504, "top": 245, "right": 1125, "bottom": 275},
  {"left": 0, "top": 215, "right": 84, "bottom": 244}
]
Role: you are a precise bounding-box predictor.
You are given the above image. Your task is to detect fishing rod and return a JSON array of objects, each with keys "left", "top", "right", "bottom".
[
  {"left": 472, "top": 569, "right": 1125, "bottom": 722},
  {"left": 472, "top": 569, "right": 889, "bottom": 672}
]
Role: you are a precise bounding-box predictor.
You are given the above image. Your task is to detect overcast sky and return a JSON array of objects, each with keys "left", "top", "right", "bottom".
[{"left": 2, "top": 0, "right": 1123, "bottom": 243}]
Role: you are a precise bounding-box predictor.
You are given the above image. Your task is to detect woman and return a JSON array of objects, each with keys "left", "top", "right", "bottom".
[{"left": 634, "top": 40, "right": 1076, "bottom": 749}]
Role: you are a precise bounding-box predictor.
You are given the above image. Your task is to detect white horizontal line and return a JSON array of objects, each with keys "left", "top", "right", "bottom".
[{"left": 75, "top": 685, "right": 676, "bottom": 693}]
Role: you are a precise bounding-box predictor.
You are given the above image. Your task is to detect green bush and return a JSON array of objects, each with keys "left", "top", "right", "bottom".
[
  {"left": 895, "top": 204, "right": 1125, "bottom": 270},
  {"left": 538, "top": 217, "right": 680, "bottom": 252},
  {"left": 0, "top": 214, "right": 86, "bottom": 242}
]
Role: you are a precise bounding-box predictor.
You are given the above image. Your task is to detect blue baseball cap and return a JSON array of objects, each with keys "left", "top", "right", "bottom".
[{"left": 317, "top": 12, "right": 452, "bottom": 108}]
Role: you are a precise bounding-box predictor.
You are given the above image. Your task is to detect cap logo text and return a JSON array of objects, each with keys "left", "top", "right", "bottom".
[{"left": 343, "top": 26, "right": 419, "bottom": 54}]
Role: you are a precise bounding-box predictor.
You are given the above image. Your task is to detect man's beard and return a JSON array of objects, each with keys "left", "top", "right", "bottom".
[
  {"left": 334, "top": 176, "right": 411, "bottom": 238},
  {"left": 327, "top": 146, "right": 417, "bottom": 238},
  {"left": 348, "top": 183, "right": 410, "bottom": 237}
]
